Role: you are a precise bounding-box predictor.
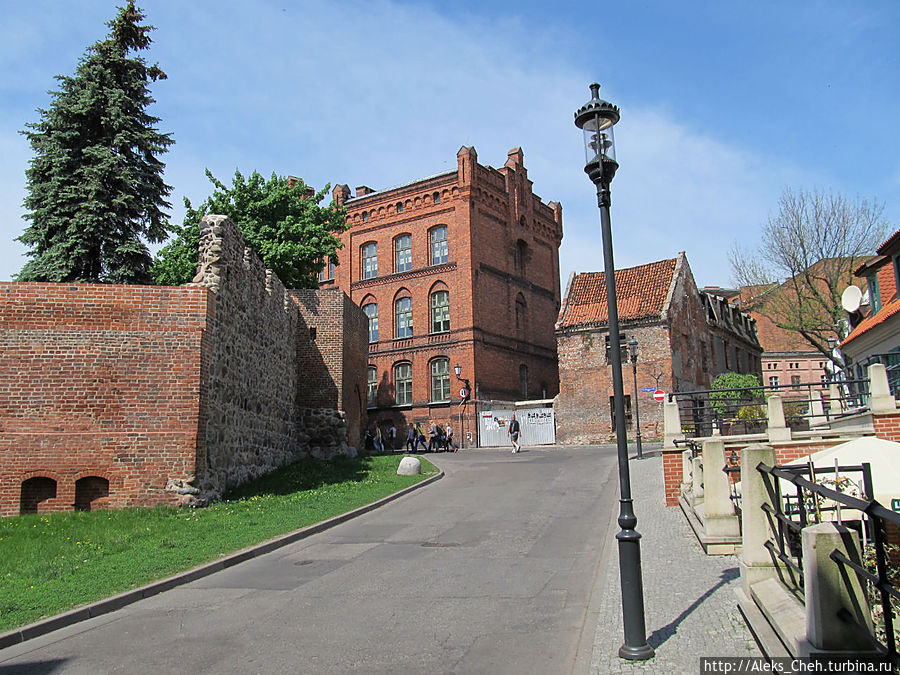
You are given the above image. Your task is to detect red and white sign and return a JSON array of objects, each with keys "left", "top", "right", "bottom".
[
  {"left": 459, "top": 387, "right": 469, "bottom": 399},
  {"left": 653, "top": 390, "right": 666, "bottom": 402}
]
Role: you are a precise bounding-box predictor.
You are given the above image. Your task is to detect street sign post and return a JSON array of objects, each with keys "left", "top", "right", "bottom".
[{"left": 653, "top": 390, "right": 665, "bottom": 402}]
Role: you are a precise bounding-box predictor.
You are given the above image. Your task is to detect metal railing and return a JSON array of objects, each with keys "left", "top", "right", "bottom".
[
  {"left": 669, "top": 378, "right": 872, "bottom": 439},
  {"left": 860, "top": 353, "right": 900, "bottom": 399},
  {"left": 757, "top": 460, "right": 900, "bottom": 664}
]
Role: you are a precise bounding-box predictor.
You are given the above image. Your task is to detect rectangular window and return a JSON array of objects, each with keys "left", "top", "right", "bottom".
[
  {"left": 362, "top": 243, "right": 378, "bottom": 280},
  {"left": 395, "top": 363, "right": 412, "bottom": 405},
  {"left": 869, "top": 273, "right": 882, "bottom": 313},
  {"left": 609, "top": 394, "right": 633, "bottom": 429},
  {"left": 395, "top": 235, "right": 412, "bottom": 273},
  {"left": 430, "top": 226, "right": 448, "bottom": 266},
  {"left": 367, "top": 368, "right": 377, "bottom": 407},
  {"left": 431, "top": 291, "right": 450, "bottom": 333},
  {"left": 430, "top": 359, "right": 450, "bottom": 402},
  {"left": 769, "top": 376, "right": 779, "bottom": 387},
  {"left": 396, "top": 297, "right": 413, "bottom": 338},
  {"left": 363, "top": 304, "right": 378, "bottom": 343},
  {"left": 791, "top": 375, "right": 801, "bottom": 386}
]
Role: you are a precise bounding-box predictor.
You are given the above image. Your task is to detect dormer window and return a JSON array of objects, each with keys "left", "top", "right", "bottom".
[{"left": 868, "top": 274, "right": 882, "bottom": 314}]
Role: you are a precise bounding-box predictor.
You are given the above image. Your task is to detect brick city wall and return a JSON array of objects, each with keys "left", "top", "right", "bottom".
[
  {"left": 0, "top": 216, "right": 366, "bottom": 517},
  {"left": 0, "top": 282, "right": 212, "bottom": 516}
]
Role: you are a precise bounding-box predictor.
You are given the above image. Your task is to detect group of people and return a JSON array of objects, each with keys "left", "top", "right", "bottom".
[
  {"left": 406, "top": 421, "right": 456, "bottom": 453},
  {"left": 367, "top": 420, "right": 457, "bottom": 453},
  {"left": 367, "top": 414, "right": 522, "bottom": 454}
]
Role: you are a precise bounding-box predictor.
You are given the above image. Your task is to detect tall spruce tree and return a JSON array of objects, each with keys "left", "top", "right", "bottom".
[{"left": 17, "top": 2, "right": 173, "bottom": 283}]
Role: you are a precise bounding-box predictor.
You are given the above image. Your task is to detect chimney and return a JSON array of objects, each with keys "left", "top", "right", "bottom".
[{"left": 355, "top": 186, "right": 374, "bottom": 197}]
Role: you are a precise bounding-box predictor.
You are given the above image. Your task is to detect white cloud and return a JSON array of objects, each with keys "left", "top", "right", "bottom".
[{"left": 0, "top": 0, "right": 810, "bottom": 288}]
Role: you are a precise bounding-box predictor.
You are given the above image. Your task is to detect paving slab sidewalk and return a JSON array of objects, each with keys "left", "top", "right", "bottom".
[{"left": 589, "top": 449, "right": 760, "bottom": 674}]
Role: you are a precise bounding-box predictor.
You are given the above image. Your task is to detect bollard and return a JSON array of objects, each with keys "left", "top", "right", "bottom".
[
  {"left": 663, "top": 399, "right": 684, "bottom": 450},
  {"left": 767, "top": 395, "right": 791, "bottom": 443},
  {"left": 802, "top": 522, "right": 873, "bottom": 653},
  {"left": 868, "top": 363, "right": 897, "bottom": 413},
  {"left": 808, "top": 390, "right": 827, "bottom": 427},
  {"left": 739, "top": 444, "right": 778, "bottom": 593},
  {"left": 703, "top": 439, "right": 740, "bottom": 538}
]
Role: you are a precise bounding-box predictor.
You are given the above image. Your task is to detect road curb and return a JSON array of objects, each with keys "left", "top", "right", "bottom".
[{"left": 0, "top": 466, "right": 443, "bottom": 651}]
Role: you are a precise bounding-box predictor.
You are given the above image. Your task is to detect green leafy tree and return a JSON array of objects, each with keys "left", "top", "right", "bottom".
[
  {"left": 709, "top": 372, "right": 762, "bottom": 417},
  {"left": 152, "top": 169, "right": 347, "bottom": 288},
  {"left": 17, "top": 2, "right": 173, "bottom": 283}
]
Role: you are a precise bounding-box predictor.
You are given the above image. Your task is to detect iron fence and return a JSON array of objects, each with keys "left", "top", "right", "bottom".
[
  {"left": 756, "top": 460, "right": 900, "bottom": 665},
  {"left": 669, "top": 378, "right": 871, "bottom": 439}
]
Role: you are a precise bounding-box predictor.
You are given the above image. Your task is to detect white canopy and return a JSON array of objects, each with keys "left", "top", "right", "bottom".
[{"left": 806, "top": 436, "right": 900, "bottom": 509}]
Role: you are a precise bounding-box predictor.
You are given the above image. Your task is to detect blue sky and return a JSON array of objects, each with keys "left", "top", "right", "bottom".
[{"left": 1, "top": 1, "right": 898, "bottom": 289}]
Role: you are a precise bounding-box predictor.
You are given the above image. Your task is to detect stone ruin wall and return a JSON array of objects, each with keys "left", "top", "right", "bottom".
[{"left": 188, "top": 215, "right": 360, "bottom": 502}]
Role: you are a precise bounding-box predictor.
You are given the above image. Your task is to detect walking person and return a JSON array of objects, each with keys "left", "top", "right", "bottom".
[
  {"left": 508, "top": 414, "right": 521, "bottom": 453},
  {"left": 414, "top": 423, "right": 428, "bottom": 452},
  {"left": 388, "top": 422, "right": 397, "bottom": 451},
  {"left": 427, "top": 420, "right": 440, "bottom": 452},
  {"left": 406, "top": 425, "right": 417, "bottom": 452},
  {"left": 445, "top": 422, "right": 454, "bottom": 451},
  {"left": 373, "top": 425, "right": 384, "bottom": 454}
]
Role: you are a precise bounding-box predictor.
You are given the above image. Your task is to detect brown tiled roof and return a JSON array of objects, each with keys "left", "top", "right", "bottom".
[{"left": 558, "top": 258, "right": 677, "bottom": 328}]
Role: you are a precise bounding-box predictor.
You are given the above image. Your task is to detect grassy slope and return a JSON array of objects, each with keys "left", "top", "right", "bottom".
[{"left": 0, "top": 454, "right": 436, "bottom": 632}]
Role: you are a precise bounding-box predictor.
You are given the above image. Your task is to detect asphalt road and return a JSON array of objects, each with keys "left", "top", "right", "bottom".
[{"left": 0, "top": 445, "right": 621, "bottom": 674}]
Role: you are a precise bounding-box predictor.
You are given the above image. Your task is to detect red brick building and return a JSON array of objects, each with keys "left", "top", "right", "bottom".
[
  {"left": 321, "top": 146, "right": 563, "bottom": 444},
  {"left": 554, "top": 253, "right": 761, "bottom": 444}
]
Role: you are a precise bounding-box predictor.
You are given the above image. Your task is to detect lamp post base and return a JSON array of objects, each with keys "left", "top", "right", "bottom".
[{"left": 618, "top": 643, "right": 656, "bottom": 661}]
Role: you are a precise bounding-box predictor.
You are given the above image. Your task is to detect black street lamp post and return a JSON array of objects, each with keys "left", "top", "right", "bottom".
[
  {"left": 628, "top": 337, "right": 644, "bottom": 460},
  {"left": 574, "top": 83, "right": 654, "bottom": 661}
]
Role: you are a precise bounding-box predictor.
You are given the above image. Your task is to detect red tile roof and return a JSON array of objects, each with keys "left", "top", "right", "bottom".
[
  {"left": 842, "top": 295, "right": 900, "bottom": 346},
  {"left": 558, "top": 257, "right": 677, "bottom": 328}
]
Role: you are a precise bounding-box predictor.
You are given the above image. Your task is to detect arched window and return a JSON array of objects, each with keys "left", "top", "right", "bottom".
[
  {"left": 367, "top": 366, "right": 378, "bottom": 407},
  {"left": 395, "top": 296, "right": 413, "bottom": 338},
  {"left": 20, "top": 476, "right": 56, "bottom": 515},
  {"left": 430, "top": 358, "right": 451, "bottom": 402},
  {"left": 431, "top": 290, "right": 450, "bottom": 333},
  {"left": 395, "top": 362, "right": 412, "bottom": 405},
  {"left": 519, "top": 364, "right": 529, "bottom": 398},
  {"left": 394, "top": 234, "right": 412, "bottom": 273},
  {"left": 515, "top": 239, "right": 528, "bottom": 275},
  {"left": 361, "top": 242, "right": 378, "bottom": 279},
  {"left": 433, "top": 191, "right": 441, "bottom": 204},
  {"left": 515, "top": 294, "right": 527, "bottom": 338},
  {"left": 75, "top": 476, "right": 109, "bottom": 512},
  {"left": 363, "top": 303, "right": 379, "bottom": 342},
  {"left": 429, "top": 226, "right": 448, "bottom": 265},
  {"left": 396, "top": 201, "right": 404, "bottom": 214},
  {"left": 362, "top": 211, "right": 369, "bottom": 222}
]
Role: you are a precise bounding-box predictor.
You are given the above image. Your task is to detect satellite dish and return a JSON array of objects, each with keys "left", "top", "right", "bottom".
[{"left": 841, "top": 285, "right": 863, "bottom": 313}]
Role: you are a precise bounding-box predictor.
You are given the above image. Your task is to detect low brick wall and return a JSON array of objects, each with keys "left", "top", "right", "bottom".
[{"left": 0, "top": 283, "right": 211, "bottom": 516}]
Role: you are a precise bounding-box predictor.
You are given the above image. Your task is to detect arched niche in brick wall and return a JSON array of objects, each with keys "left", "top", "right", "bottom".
[
  {"left": 20, "top": 476, "right": 57, "bottom": 515},
  {"left": 74, "top": 476, "right": 110, "bottom": 512}
]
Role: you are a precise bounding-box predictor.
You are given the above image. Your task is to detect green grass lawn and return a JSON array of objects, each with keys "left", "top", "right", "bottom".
[{"left": 0, "top": 454, "right": 436, "bottom": 632}]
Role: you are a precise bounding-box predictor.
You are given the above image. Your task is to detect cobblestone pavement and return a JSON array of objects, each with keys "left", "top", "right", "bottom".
[{"left": 590, "top": 449, "right": 760, "bottom": 674}]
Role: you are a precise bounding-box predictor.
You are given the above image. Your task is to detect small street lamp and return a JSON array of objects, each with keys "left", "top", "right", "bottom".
[
  {"left": 454, "top": 363, "right": 471, "bottom": 449},
  {"left": 628, "top": 337, "right": 644, "bottom": 460},
  {"left": 575, "top": 83, "right": 654, "bottom": 661}
]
